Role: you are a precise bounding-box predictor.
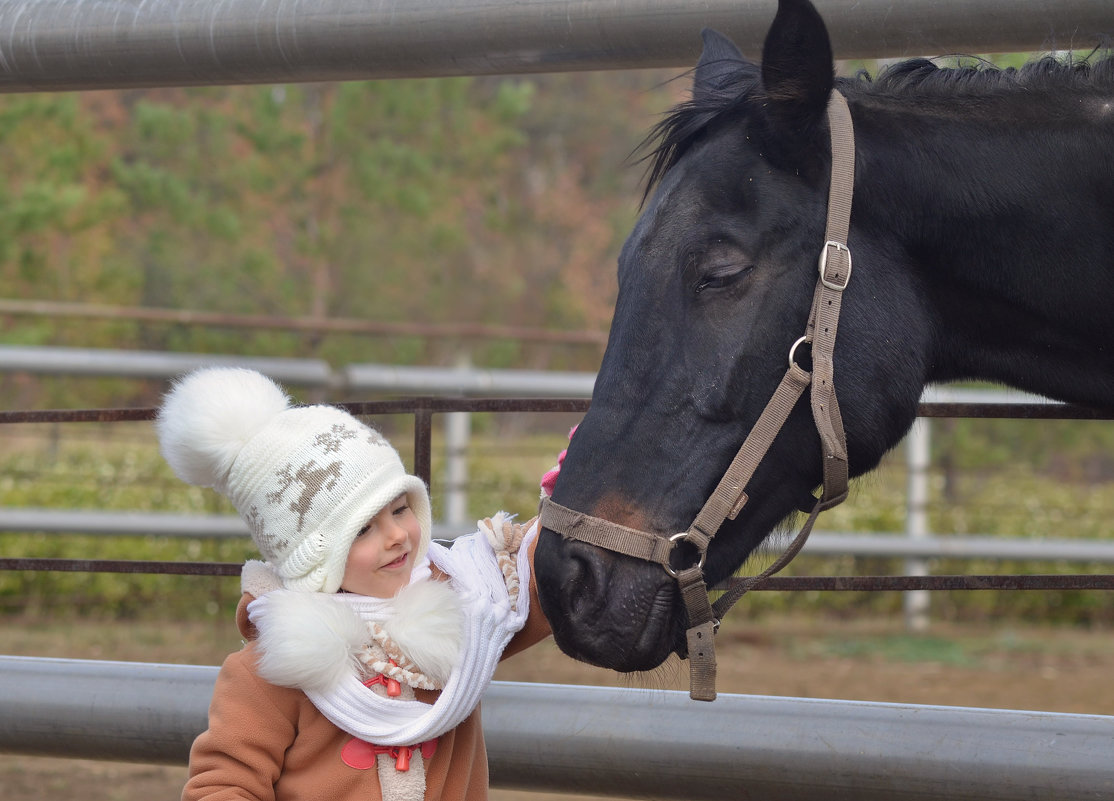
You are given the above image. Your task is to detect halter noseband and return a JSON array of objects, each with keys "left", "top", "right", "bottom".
[{"left": 539, "top": 91, "right": 856, "bottom": 701}]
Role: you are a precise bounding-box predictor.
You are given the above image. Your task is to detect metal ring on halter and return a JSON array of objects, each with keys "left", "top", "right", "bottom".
[
  {"left": 788, "top": 335, "right": 809, "bottom": 368},
  {"left": 664, "top": 531, "right": 707, "bottom": 578}
]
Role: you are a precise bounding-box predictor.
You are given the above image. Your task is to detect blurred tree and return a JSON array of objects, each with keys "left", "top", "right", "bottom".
[{"left": 0, "top": 69, "right": 675, "bottom": 405}]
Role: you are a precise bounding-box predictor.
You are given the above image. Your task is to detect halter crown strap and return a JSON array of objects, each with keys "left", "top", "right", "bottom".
[
  {"left": 539, "top": 91, "right": 855, "bottom": 702},
  {"left": 808, "top": 91, "right": 855, "bottom": 508}
]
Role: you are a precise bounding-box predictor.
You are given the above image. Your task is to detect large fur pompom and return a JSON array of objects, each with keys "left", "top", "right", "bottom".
[
  {"left": 155, "top": 367, "right": 290, "bottom": 492},
  {"left": 382, "top": 579, "right": 464, "bottom": 687},
  {"left": 250, "top": 590, "right": 368, "bottom": 694}
]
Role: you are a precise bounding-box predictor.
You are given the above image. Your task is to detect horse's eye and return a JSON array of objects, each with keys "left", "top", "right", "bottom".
[{"left": 694, "top": 265, "right": 753, "bottom": 294}]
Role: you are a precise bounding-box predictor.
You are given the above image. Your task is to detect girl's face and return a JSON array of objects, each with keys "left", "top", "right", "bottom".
[{"left": 341, "top": 494, "right": 422, "bottom": 597}]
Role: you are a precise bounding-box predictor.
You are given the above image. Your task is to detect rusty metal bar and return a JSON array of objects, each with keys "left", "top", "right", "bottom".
[
  {"left": 732, "top": 574, "right": 1114, "bottom": 592},
  {"left": 0, "top": 398, "right": 591, "bottom": 425},
  {"left": 0, "top": 408, "right": 156, "bottom": 424},
  {"left": 917, "top": 402, "right": 1114, "bottom": 420},
  {"left": 0, "top": 558, "right": 241, "bottom": 576},
  {"left": 338, "top": 398, "right": 591, "bottom": 415},
  {"left": 4, "top": 558, "right": 1111, "bottom": 592},
  {"left": 5, "top": 399, "right": 1114, "bottom": 427}
]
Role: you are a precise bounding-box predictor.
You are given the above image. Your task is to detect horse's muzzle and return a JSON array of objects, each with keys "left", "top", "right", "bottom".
[{"left": 534, "top": 526, "right": 682, "bottom": 672}]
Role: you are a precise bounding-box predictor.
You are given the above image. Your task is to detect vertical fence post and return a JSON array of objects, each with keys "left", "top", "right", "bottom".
[
  {"left": 445, "top": 409, "right": 470, "bottom": 526},
  {"left": 444, "top": 354, "right": 472, "bottom": 527},
  {"left": 413, "top": 408, "right": 433, "bottom": 489},
  {"left": 903, "top": 419, "right": 931, "bottom": 631}
]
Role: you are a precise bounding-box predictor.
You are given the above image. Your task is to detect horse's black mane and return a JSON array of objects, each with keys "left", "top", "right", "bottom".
[
  {"left": 640, "top": 51, "right": 1114, "bottom": 198},
  {"left": 864, "top": 51, "right": 1114, "bottom": 96}
]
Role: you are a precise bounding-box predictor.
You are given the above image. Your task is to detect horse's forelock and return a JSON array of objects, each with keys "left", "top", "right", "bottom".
[{"left": 637, "top": 64, "right": 762, "bottom": 205}]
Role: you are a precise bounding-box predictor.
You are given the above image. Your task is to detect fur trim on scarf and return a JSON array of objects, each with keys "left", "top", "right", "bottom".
[
  {"left": 376, "top": 579, "right": 462, "bottom": 687},
  {"left": 250, "top": 578, "right": 463, "bottom": 694},
  {"left": 251, "top": 590, "right": 367, "bottom": 694}
]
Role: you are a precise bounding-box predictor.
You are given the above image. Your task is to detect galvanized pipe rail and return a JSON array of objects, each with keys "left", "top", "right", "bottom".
[
  {"left": 0, "top": 345, "right": 601, "bottom": 396},
  {"left": 11, "top": 510, "right": 1114, "bottom": 565},
  {"left": 1, "top": 656, "right": 1112, "bottom": 800},
  {"left": 0, "top": 0, "right": 1109, "bottom": 93}
]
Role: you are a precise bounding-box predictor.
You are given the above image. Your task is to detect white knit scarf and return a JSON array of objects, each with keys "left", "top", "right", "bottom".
[{"left": 246, "top": 517, "right": 535, "bottom": 747}]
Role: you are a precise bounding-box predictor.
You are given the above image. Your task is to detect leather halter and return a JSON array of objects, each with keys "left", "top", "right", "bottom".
[{"left": 539, "top": 91, "right": 856, "bottom": 701}]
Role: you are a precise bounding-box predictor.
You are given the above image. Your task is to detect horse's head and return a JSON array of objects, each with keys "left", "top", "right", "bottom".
[{"left": 535, "top": 0, "right": 929, "bottom": 672}]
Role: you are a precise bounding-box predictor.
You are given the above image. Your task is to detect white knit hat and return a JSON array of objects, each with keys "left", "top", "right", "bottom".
[{"left": 155, "top": 367, "right": 431, "bottom": 593}]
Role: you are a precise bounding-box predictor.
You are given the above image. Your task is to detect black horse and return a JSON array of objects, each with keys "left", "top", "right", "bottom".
[{"left": 535, "top": 0, "right": 1114, "bottom": 674}]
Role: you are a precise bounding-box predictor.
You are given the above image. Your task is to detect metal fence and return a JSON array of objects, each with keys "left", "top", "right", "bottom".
[
  {"left": 5, "top": 355, "right": 1114, "bottom": 586},
  {"left": 5, "top": 392, "right": 1114, "bottom": 591}
]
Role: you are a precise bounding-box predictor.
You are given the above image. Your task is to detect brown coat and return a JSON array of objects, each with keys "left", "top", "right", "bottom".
[{"left": 183, "top": 551, "right": 551, "bottom": 801}]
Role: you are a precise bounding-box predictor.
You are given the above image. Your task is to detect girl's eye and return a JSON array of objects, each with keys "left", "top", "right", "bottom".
[
  {"left": 393, "top": 503, "right": 410, "bottom": 516},
  {"left": 356, "top": 523, "right": 372, "bottom": 537}
]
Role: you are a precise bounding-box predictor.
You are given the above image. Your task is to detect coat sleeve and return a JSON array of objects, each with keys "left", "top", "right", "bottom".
[{"left": 182, "top": 648, "right": 299, "bottom": 801}]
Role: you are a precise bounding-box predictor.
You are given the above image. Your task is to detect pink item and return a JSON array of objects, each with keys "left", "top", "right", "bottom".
[
  {"left": 341, "top": 737, "right": 438, "bottom": 772},
  {"left": 540, "top": 425, "right": 578, "bottom": 498}
]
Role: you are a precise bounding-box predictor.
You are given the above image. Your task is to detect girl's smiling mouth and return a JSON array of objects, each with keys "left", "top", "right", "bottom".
[{"left": 382, "top": 553, "right": 409, "bottom": 570}]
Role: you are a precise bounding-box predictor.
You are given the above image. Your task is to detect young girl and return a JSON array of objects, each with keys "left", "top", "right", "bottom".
[{"left": 156, "top": 367, "right": 551, "bottom": 801}]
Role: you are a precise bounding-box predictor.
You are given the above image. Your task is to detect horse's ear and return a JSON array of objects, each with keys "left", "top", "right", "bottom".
[
  {"left": 693, "top": 29, "right": 745, "bottom": 103},
  {"left": 759, "top": 0, "right": 834, "bottom": 164}
]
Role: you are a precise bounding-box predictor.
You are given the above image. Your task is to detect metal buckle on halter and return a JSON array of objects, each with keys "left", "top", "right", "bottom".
[
  {"left": 818, "top": 240, "right": 852, "bottom": 290},
  {"left": 664, "top": 531, "right": 707, "bottom": 578}
]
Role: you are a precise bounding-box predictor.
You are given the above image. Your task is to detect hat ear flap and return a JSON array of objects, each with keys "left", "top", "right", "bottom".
[{"left": 156, "top": 368, "right": 291, "bottom": 492}]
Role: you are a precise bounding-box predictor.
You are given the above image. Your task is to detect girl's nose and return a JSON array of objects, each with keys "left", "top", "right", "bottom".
[{"left": 383, "top": 518, "right": 408, "bottom": 544}]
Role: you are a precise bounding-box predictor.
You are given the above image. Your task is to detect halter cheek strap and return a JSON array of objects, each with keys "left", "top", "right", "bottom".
[{"left": 539, "top": 90, "right": 856, "bottom": 702}]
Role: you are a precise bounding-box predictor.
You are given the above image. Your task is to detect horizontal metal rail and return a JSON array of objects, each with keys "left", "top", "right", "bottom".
[
  {"left": 0, "top": 396, "right": 592, "bottom": 425},
  {"left": 0, "top": 345, "right": 599, "bottom": 396},
  {"left": 2, "top": 345, "right": 1113, "bottom": 416},
  {"left": 0, "top": 508, "right": 477, "bottom": 541},
  {"left": 0, "top": 0, "right": 1109, "bottom": 92},
  {"left": 1, "top": 656, "right": 1112, "bottom": 800},
  {"left": 8, "top": 510, "right": 1114, "bottom": 564},
  {"left": 6, "top": 399, "right": 1102, "bottom": 422},
  {"left": 803, "top": 532, "right": 1114, "bottom": 563},
  {"left": 2, "top": 558, "right": 1110, "bottom": 593},
  {"left": 3, "top": 398, "right": 1114, "bottom": 426}
]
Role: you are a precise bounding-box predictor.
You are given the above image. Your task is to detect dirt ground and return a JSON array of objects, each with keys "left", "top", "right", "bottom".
[{"left": 3, "top": 615, "right": 1113, "bottom": 800}]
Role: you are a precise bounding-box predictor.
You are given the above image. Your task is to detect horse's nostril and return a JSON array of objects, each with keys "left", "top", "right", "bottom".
[{"left": 566, "top": 552, "right": 595, "bottom": 616}]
